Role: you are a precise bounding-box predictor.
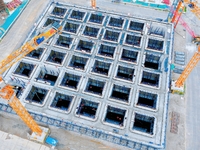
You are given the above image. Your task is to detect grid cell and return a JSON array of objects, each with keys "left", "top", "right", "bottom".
[
  {"left": 104, "top": 105, "right": 126, "bottom": 127},
  {"left": 76, "top": 99, "right": 99, "bottom": 119},
  {"left": 50, "top": 92, "right": 73, "bottom": 112},
  {"left": 85, "top": 78, "right": 105, "bottom": 96},
  {"left": 89, "top": 13, "right": 104, "bottom": 24},
  {"left": 133, "top": 113, "right": 155, "bottom": 135}
]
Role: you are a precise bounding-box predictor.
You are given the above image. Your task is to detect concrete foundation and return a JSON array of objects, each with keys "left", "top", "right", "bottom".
[{"left": 3, "top": 3, "right": 173, "bottom": 149}]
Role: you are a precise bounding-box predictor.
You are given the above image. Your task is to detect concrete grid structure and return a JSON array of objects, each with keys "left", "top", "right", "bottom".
[{"left": 1, "top": 2, "right": 173, "bottom": 149}]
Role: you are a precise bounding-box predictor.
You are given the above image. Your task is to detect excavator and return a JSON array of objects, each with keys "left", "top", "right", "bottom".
[{"left": 0, "top": 22, "right": 62, "bottom": 145}]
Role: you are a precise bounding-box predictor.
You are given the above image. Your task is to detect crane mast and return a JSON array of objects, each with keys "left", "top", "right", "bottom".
[{"left": 0, "top": 22, "right": 62, "bottom": 137}]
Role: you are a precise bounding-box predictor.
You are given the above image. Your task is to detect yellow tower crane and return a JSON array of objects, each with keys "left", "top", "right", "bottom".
[
  {"left": 91, "top": 0, "right": 96, "bottom": 8},
  {"left": 171, "top": 0, "right": 200, "bottom": 28},
  {"left": 171, "top": 45, "right": 200, "bottom": 92},
  {"left": 0, "top": 22, "right": 62, "bottom": 143}
]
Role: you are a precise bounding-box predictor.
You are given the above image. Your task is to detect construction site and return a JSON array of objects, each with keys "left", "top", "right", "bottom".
[{"left": 0, "top": 0, "right": 200, "bottom": 150}]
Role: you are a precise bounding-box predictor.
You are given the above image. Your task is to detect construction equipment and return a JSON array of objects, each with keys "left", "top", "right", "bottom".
[
  {"left": 171, "top": 45, "right": 200, "bottom": 92},
  {"left": 91, "top": 0, "right": 96, "bottom": 8},
  {"left": 171, "top": 0, "right": 200, "bottom": 28},
  {"left": 0, "top": 22, "right": 62, "bottom": 144}
]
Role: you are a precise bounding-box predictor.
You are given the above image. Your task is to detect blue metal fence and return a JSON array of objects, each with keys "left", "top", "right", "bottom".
[{"left": 0, "top": 102, "right": 161, "bottom": 150}]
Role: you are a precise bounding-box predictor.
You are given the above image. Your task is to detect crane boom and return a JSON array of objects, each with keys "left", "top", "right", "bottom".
[
  {"left": 0, "top": 22, "right": 62, "bottom": 136},
  {"left": 175, "top": 45, "right": 200, "bottom": 87},
  {"left": 171, "top": 1, "right": 200, "bottom": 29},
  {"left": 0, "top": 23, "right": 61, "bottom": 75}
]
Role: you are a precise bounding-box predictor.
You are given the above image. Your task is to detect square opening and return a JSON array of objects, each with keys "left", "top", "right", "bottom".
[
  {"left": 70, "top": 10, "right": 85, "bottom": 20},
  {"left": 116, "top": 66, "right": 134, "bottom": 81},
  {"left": 76, "top": 99, "right": 99, "bottom": 119},
  {"left": 43, "top": 18, "right": 60, "bottom": 27},
  {"left": 26, "top": 48, "right": 44, "bottom": 60},
  {"left": 147, "top": 39, "right": 164, "bottom": 51},
  {"left": 60, "top": 72, "right": 81, "bottom": 89},
  {"left": 89, "top": 13, "right": 104, "bottom": 24},
  {"left": 36, "top": 68, "right": 59, "bottom": 86},
  {"left": 50, "top": 92, "right": 73, "bottom": 111},
  {"left": 98, "top": 44, "right": 115, "bottom": 58},
  {"left": 92, "top": 60, "right": 111, "bottom": 75},
  {"left": 51, "top": 7, "right": 67, "bottom": 17},
  {"left": 110, "top": 84, "right": 130, "bottom": 102},
  {"left": 103, "top": 30, "right": 120, "bottom": 42},
  {"left": 144, "top": 54, "right": 160, "bottom": 70},
  {"left": 129, "top": 21, "right": 144, "bottom": 32},
  {"left": 108, "top": 17, "right": 124, "bottom": 28},
  {"left": 14, "top": 62, "right": 35, "bottom": 78},
  {"left": 149, "top": 26, "right": 165, "bottom": 37},
  {"left": 85, "top": 78, "right": 105, "bottom": 95},
  {"left": 133, "top": 113, "right": 155, "bottom": 135},
  {"left": 141, "top": 71, "right": 159, "bottom": 87},
  {"left": 63, "top": 22, "right": 79, "bottom": 34},
  {"left": 137, "top": 91, "right": 157, "bottom": 109},
  {"left": 121, "top": 49, "right": 138, "bottom": 63},
  {"left": 104, "top": 105, "right": 126, "bottom": 126},
  {"left": 76, "top": 40, "right": 94, "bottom": 53},
  {"left": 69, "top": 55, "right": 88, "bottom": 70},
  {"left": 26, "top": 86, "right": 48, "bottom": 104},
  {"left": 83, "top": 26, "right": 99, "bottom": 38},
  {"left": 125, "top": 34, "right": 141, "bottom": 47},
  {"left": 55, "top": 35, "right": 73, "bottom": 48},
  {"left": 46, "top": 50, "right": 66, "bottom": 65}
]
